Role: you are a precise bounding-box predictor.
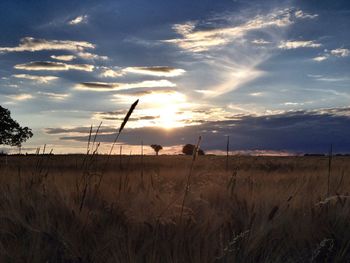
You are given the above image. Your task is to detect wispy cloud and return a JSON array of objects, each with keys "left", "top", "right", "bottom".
[
  {"left": 100, "top": 67, "right": 124, "bottom": 78},
  {"left": 313, "top": 55, "right": 328, "bottom": 62},
  {"left": 251, "top": 39, "right": 271, "bottom": 45},
  {"left": 12, "top": 74, "right": 58, "bottom": 83},
  {"left": 164, "top": 8, "right": 314, "bottom": 97},
  {"left": 14, "top": 61, "right": 94, "bottom": 71},
  {"left": 100, "top": 66, "right": 185, "bottom": 78},
  {"left": 209, "top": 65, "right": 264, "bottom": 97},
  {"left": 76, "top": 51, "right": 108, "bottom": 61},
  {"left": 250, "top": 92, "right": 263, "bottom": 96},
  {"left": 37, "top": 92, "right": 69, "bottom": 100},
  {"left": 75, "top": 79, "right": 176, "bottom": 91},
  {"left": 331, "top": 48, "right": 349, "bottom": 57},
  {"left": 308, "top": 74, "right": 349, "bottom": 82},
  {"left": 278, "top": 40, "right": 322, "bottom": 49},
  {"left": 0, "top": 37, "right": 94, "bottom": 53},
  {"left": 7, "top": 93, "right": 33, "bottom": 101},
  {"left": 113, "top": 89, "right": 184, "bottom": 102},
  {"left": 294, "top": 10, "right": 318, "bottom": 19},
  {"left": 165, "top": 8, "right": 294, "bottom": 52},
  {"left": 123, "top": 66, "right": 185, "bottom": 77},
  {"left": 51, "top": 55, "right": 76, "bottom": 61},
  {"left": 68, "top": 15, "right": 88, "bottom": 25},
  {"left": 0, "top": 37, "right": 108, "bottom": 62}
]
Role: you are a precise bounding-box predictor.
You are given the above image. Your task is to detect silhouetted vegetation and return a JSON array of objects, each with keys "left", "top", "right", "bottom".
[
  {"left": 0, "top": 105, "right": 33, "bottom": 147},
  {"left": 182, "top": 143, "right": 205, "bottom": 155},
  {"left": 150, "top": 144, "right": 163, "bottom": 155}
]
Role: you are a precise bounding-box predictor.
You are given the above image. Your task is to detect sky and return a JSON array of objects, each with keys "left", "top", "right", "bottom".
[{"left": 0, "top": 0, "right": 350, "bottom": 154}]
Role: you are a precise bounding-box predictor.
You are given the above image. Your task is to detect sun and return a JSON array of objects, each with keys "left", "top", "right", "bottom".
[
  {"left": 140, "top": 91, "right": 191, "bottom": 129},
  {"left": 112, "top": 90, "right": 193, "bottom": 129},
  {"left": 158, "top": 105, "right": 183, "bottom": 129}
]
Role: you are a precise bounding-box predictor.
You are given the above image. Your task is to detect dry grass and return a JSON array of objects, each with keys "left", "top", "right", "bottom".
[{"left": 0, "top": 154, "right": 350, "bottom": 262}]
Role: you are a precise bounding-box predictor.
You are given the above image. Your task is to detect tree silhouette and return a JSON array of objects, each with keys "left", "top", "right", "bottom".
[
  {"left": 0, "top": 106, "right": 33, "bottom": 147},
  {"left": 150, "top": 144, "right": 163, "bottom": 155},
  {"left": 182, "top": 144, "right": 205, "bottom": 156}
]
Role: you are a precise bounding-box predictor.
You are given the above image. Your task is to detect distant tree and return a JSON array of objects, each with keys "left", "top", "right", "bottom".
[
  {"left": 182, "top": 144, "right": 205, "bottom": 156},
  {"left": 0, "top": 106, "right": 33, "bottom": 147},
  {"left": 150, "top": 144, "right": 163, "bottom": 155}
]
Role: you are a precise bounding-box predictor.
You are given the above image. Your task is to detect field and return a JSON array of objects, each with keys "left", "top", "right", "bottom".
[{"left": 0, "top": 154, "right": 350, "bottom": 262}]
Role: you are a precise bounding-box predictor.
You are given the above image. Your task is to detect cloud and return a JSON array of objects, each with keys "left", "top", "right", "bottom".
[
  {"left": 7, "top": 93, "right": 33, "bottom": 101},
  {"left": 313, "top": 55, "right": 328, "bottom": 62},
  {"left": 45, "top": 126, "right": 116, "bottom": 135},
  {"left": 37, "top": 92, "right": 69, "bottom": 100},
  {"left": 251, "top": 39, "right": 271, "bottom": 45},
  {"left": 76, "top": 51, "right": 108, "bottom": 60},
  {"left": 57, "top": 107, "right": 350, "bottom": 153},
  {"left": 94, "top": 109, "right": 160, "bottom": 121},
  {"left": 0, "top": 37, "right": 94, "bottom": 53},
  {"left": 294, "top": 10, "right": 318, "bottom": 19},
  {"left": 210, "top": 66, "right": 264, "bottom": 97},
  {"left": 14, "top": 61, "right": 94, "bottom": 71},
  {"left": 163, "top": 8, "right": 314, "bottom": 97},
  {"left": 330, "top": 48, "right": 349, "bottom": 57},
  {"left": 100, "top": 66, "right": 185, "bottom": 78},
  {"left": 308, "top": 74, "right": 349, "bottom": 82},
  {"left": 165, "top": 8, "right": 294, "bottom": 52},
  {"left": 113, "top": 90, "right": 185, "bottom": 103},
  {"left": 250, "top": 92, "right": 263, "bottom": 96},
  {"left": 123, "top": 66, "right": 185, "bottom": 77},
  {"left": 100, "top": 68, "right": 124, "bottom": 78},
  {"left": 283, "top": 102, "right": 302, "bottom": 106},
  {"left": 0, "top": 37, "right": 109, "bottom": 62},
  {"left": 12, "top": 74, "right": 58, "bottom": 83},
  {"left": 278, "top": 40, "right": 322, "bottom": 49},
  {"left": 68, "top": 15, "right": 88, "bottom": 25},
  {"left": 51, "top": 55, "right": 76, "bottom": 61},
  {"left": 75, "top": 79, "right": 176, "bottom": 91}
]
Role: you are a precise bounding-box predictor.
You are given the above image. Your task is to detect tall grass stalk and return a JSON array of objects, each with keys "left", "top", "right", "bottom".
[
  {"left": 327, "top": 143, "right": 333, "bottom": 197},
  {"left": 179, "top": 135, "right": 202, "bottom": 222},
  {"left": 119, "top": 145, "right": 123, "bottom": 169},
  {"left": 226, "top": 135, "right": 230, "bottom": 172},
  {"left": 107, "top": 99, "right": 139, "bottom": 157},
  {"left": 141, "top": 140, "right": 144, "bottom": 187},
  {"left": 96, "top": 99, "right": 139, "bottom": 193}
]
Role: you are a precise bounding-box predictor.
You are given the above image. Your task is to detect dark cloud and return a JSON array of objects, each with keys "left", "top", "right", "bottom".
[
  {"left": 136, "top": 66, "right": 177, "bottom": 73},
  {"left": 95, "top": 109, "right": 159, "bottom": 121},
  {"left": 78, "top": 82, "right": 116, "bottom": 89},
  {"left": 75, "top": 80, "right": 176, "bottom": 91},
  {"left": 14, "top": 61, "right": 94, "bottom": 71},
  {"left": 45, "top": 126, "right": 116, "bottom": 135},
  {"left": 139, "top": 115, "right": 159, "bottom": 120},
  {"left": 57, "top": 108, "right": 350, "bottom": 153}
]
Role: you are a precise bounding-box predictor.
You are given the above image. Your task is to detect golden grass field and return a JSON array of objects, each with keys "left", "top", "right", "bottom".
[{"left": 0, "top": 154, "right": 349, "bottom": 262}]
